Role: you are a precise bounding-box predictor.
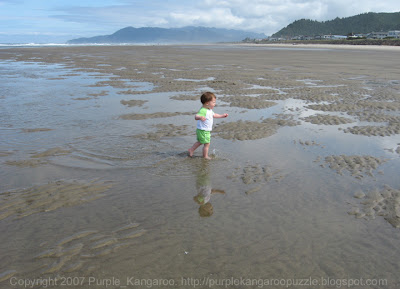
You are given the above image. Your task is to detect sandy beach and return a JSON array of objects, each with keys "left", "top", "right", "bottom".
[
  {"left": 242, "top": 42, "right": 400, "bottom": 51},
  {"left": 0, "top": 43, "right": 399, "bottom": 288}
]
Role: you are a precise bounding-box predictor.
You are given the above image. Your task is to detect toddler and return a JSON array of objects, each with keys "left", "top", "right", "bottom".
[{"left": 188, "top": 92, "right": 228, "bottom": 159}]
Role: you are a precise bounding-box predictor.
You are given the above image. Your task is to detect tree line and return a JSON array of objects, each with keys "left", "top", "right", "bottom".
[{"left": 272, "top": 12, "right": 400, "bottom": 38}]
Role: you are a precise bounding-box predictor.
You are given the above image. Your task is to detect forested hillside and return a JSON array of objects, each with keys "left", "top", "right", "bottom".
[{"left": 272, "top": 12, "right": 400, "bottom": 38}]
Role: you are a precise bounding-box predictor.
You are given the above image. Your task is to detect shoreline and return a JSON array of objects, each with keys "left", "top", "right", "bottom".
[
  {"left": 236, "top": 42, "right": 400, "bottom": 51},
  {"left": 0, "top": 42, "right": 400, "bottom": 51}
]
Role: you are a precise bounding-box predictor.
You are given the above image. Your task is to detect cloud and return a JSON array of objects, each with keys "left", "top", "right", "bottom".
[
  {"left": 0, "top": 0, "right": 398, "bottom": 43},
  {"left": 199, "top": 0, "right": 400, "bottom": 34},
  {"left": 43, "top": 0, "right": 400, "bottom": 37},
  {"left": 51, "top": 4, "right": 166, "bottom": 30},
  {"left": 168, "top": 8, "right": 244, "bottom": 27}
]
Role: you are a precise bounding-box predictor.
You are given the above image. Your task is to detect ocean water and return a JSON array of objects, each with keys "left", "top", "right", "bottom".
[{"left": 0, "top": 45, "right": 400, "bottom": 288}]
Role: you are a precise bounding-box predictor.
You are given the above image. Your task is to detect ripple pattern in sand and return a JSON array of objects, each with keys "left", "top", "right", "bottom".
[
  {"left": 302, "top": 114, "right": 354, "bottom": 125},
  {"left": 27, "top": 223, "right": 146, "bottom": 278},
  {"left": 220, "top": 95, "right": 278, "bottom": 109},
  {"left": 0, "top": 180, "right": 112, "bottom": 221},
  {"left": 227, "top": 163, "right": 285, "bottom": 194},
  {"left": 120, "top": 99, "right": 148, "bottom": 107},
  {"left": 134, "top": 124, "right": 190, "bottom": 141},
  {"left": 307, "top": 101, "right": 400, "bottom": 113},
  {"left": 343, "top": 123, "right": 400, "bottom": 137},
  {"left": 119, "top": 111, "right": 192, "bottom": 120},
  {"left": 323, "top": 155, "right": 387, "bottom": 179},
  {"left": 295, "top": 139, "right": 325, "bottom": 148},
  {"left": 214, "top": 117, "right": 299, "bottom": 141},
  {"left": 349, "top": 185, "right": 400, "bottom": 228},
  {"left": 0, "top": 270, "right": 17, "bottom": 283},
  {"left": 53, "top": 137, "right": 169, "bottom": 169},
  {"left": 5, "top": 147, "right": 71, "bottom": 168}
]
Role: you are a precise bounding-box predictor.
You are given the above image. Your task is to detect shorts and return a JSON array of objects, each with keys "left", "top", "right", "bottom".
[{"left": 196, "top": 129, "right": 211, "bottom": 144}]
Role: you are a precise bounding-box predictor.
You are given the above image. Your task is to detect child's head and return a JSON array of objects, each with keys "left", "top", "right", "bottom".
[
  {"left": 200, "top": 92, "right": 216, "bottom": 104},
  {"left": 198, "top": 203, "right": 213, "bottom": 217}
]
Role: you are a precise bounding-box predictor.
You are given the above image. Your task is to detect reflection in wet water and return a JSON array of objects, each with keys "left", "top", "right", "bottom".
[{"left": 193, "top": 161, "right": 226, "bottom": 217}]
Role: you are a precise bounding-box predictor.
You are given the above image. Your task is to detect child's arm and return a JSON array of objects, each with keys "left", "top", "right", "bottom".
[
  {"left": 214, "top": 113, "right": 229, "bottom": 118},
  {"left": 195, "top": 114, "right": 206, "bottom": 121}
]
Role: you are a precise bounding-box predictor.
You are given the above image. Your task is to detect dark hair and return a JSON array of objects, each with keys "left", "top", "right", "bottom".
[
  {"left": 200, "top": 92, "right": 216, "bottom": 104},
  {"left": 199, "top": 203, "right": 213, "bottom": 217}
]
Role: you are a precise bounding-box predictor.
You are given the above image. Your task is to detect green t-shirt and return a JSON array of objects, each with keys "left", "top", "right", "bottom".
[{"left": 197, "top": 107, "right": 214, "bottom": 131}]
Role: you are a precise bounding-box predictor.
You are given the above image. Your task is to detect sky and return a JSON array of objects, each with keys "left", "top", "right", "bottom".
[{"left": 0, "top": 0, "right": 399, "bottom": 43}]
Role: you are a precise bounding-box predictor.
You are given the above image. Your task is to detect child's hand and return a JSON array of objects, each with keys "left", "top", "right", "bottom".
[
  {"left": 223, "top": 113, "right": 228, "bottom": 118},
  {"left": 200, "top": 116, "right": 207, "bottom": 121}
]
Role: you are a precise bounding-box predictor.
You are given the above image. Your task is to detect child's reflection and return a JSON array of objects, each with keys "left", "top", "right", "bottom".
[{"left": 193, "top": 161, "right": 225, "bottom": 217}]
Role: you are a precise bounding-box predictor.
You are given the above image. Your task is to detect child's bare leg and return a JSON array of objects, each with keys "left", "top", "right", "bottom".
[
  {"left": 188, "top": 142, "right": 202, "bottom": 157},
  {"left": 203, "top": 143, "right": 211, "bottom": 159}
]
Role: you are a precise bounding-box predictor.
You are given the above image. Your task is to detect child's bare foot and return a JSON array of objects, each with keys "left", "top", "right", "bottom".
[
  {"left": 204, "top": 156, "right": 211, "bottom": 160},
  {"left": 188, "top": 148, "right": 194, "bottom": 157}
]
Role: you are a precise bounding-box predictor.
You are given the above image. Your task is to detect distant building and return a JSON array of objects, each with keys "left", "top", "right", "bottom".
[
  {"left": 323, "top": 35, "right": 347, "bottom": 40},
  {"left": 333, "top": 35, "right": 347, "bottom": 39},
  {"left": 354, "top": 34, "right": 367, "bottom": 38},
  {"left": 367, "top": 32, "right": 388, "bottom": 39},
  {"left": 347, "top": 33, "right": 366, "bottom": 39},
  {"left": 388, "top": 31, "right": 400, "bottom": 38},
  {"left": 291, "top": 35, "right": 313, "bottom": 40}
]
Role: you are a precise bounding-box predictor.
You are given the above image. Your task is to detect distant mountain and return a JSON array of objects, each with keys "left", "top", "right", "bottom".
[
  {"left": 67, "top": 26, "right": 266, "bottom": 44},
  {"left": 272, "top": 12, "right": 400, "bottom": 38}
]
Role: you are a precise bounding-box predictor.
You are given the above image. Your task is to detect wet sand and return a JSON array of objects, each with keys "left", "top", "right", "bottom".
[{"left": 0, "top": 44, "right": 400, "bottom": 288}]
